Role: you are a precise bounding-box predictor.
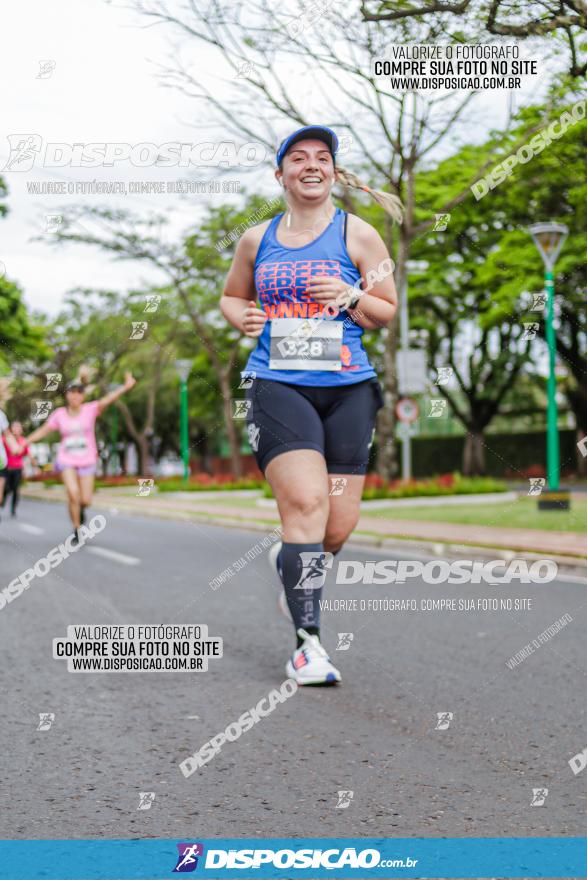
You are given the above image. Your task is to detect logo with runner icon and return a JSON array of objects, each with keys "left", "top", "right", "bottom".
[
  {"left": 31, "top": 400, "right": 53, "bottom": 421},
  {"left": 336, "top": 633, "right": 354, "bottom": 651},
  {"left": 173, "top": 843, "right": 204, "bottom": 872},
  {"left": 293, "top": 552, "right": 333, "bottom": 590},
  {"left": 37, "top": 713, "right": 55, "bottom": 731}
]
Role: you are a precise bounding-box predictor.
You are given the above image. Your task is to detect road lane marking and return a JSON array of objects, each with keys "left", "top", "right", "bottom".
[
  {"left": 18, "top": 523, "right": 45, "bottom": 535},
  {"left": 86, "top": 546, "right": 140, "bottom": 566}
]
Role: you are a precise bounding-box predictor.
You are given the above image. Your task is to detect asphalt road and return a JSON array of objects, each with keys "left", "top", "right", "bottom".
[{"left": 1, "top": 498, "right": 587, "bottom": 841}]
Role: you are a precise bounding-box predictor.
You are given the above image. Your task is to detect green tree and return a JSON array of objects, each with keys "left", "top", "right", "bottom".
[
  {"left": 407, "top": 89, "right": 586, "bottom": 473},
  {"left": 360, "top": 0, "right": 587, "bottom": 78},
  {"left": 481, "top": 94, "right": 587, "bottom": 471},
  {"left": 0, "top": 278, "right": 48, "bottom": 370},
  {"left": 0, "top": 175, "right": 49, "bottom": 372},
  {"left": 37, "top": 198, "right": 277, "bottom": 475}
]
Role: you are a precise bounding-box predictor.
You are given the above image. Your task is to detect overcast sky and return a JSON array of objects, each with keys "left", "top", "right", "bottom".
[{"left": 1, "top": 0, "right": 556, "bottom": 317}]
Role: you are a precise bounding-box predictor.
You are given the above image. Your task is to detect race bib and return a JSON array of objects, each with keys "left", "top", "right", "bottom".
[
  {"left": 269, "top": 318, "right": 343, "bottom": 371},
  {"left": 64, "top": 433, "right": 88, "bottom": 454}
]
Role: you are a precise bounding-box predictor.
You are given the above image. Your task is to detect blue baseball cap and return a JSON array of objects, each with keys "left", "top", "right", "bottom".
[{"left": 276, "top": 125, "right": 338, "bottom": 167}]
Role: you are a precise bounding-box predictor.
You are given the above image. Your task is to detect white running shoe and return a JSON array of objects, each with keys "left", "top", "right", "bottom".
[
  {"left": 267, "top": 540, "right": 282, "bottom": 578},
  {"left": 267, "top": 540, "right": 293, "bottom": 622},
  {"left": 286, "top": 628, "right": 341, "bottom": 686}
]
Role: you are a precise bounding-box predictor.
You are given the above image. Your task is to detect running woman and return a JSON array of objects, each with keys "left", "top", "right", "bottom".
[
  {"left": 221, "top": 125, "right": 401, "bottom": 685},
  {"left": 0, "top": 408, "right": 19, "bottom": 522},
  {"left": 1, "top": 421, "right": 32, "bottom": 518},
  {"left": 25, "top": 373, "right": 136, "bottom": 543},
  {"left": 0, "top": 408, "right": 10, "bottom": 517}
]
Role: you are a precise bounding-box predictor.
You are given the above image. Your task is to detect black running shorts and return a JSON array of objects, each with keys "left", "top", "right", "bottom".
[{"left": 245, "top": 377, "right": 384, "bottom": 474}]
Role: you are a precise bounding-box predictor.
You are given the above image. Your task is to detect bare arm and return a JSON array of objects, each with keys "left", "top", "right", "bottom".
[
  {"left": 304, "top": 215, "right": 398, "bottom": 330},
  {"left": 2, "top": 431, "right": 20, "bottom": 454},
  {"left": 25, "top": 422, "right": 56, "bottom": 445},
  {"left": 97, "top": 372, "right": 136, "bottom": 415},
  {"left": 347, "top": 215, "right": 398, "bottom": 329},
  {"left": 220, "top": 224, "right": 269, "bottom": 338}
]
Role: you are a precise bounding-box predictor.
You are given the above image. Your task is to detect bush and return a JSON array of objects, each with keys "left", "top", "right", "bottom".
[
  {"left": 361, "top": 473, "right": 507, "bottom": 500},
  {"left": 157, "top": 474, "right": 266, "bottom": 492},
  {"left": 262, "top": 472, "right": 507, "bottom": 500},
  {"left": 27, "top": 472, "right": 266, "bottom": 492}
]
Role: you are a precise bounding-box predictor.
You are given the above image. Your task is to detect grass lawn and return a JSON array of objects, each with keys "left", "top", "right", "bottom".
[
  {"left": 85, "top": 484, "right": 587, "bottom": 534},
  {"left": 183, "top": 495, "right": 264, "bottom": 508},
  {"left": 362, "top": 496, "right": 587, "bottom": 533}
]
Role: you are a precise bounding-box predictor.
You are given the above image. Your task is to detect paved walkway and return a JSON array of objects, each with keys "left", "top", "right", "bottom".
[{"left": 22, "top": 484, "right": 587, "bottom": 560}]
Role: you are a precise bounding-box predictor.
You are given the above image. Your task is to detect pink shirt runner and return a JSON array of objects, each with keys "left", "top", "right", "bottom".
[
  {"left": 46, "top": 401, "right": 100, "bottom": 468},
  {"left": 4, "top": 437, "right": 29, "bottom": 469}
]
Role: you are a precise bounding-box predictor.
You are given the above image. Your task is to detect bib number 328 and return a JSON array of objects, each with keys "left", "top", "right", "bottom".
[{"left": 269, "top": 318, "right": 343, "bottom": 371}]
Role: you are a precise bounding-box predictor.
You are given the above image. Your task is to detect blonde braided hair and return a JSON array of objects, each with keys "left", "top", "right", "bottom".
[{"left": 335, "top": 166, "right": 403, "bottom": 225}]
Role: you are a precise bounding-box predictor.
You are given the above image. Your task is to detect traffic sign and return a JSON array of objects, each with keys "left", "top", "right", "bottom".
[
  {"left": 396, "top": 397, "right": 420, "bottom": 424},
  {"left": 397, "top": 349, "right": 427, "bottom": 395}
]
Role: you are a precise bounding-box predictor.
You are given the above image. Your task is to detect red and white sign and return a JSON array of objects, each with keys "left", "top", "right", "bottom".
[{"left": 395, "top": 397, "right": 419, "bottom": 424}]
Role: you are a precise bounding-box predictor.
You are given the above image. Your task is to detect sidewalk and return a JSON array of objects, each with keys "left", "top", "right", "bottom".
[{"left": 22, "top": 483, "right": 587, "bottom": 568}]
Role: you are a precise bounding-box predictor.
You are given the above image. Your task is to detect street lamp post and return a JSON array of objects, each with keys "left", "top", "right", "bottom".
[
  {"left": 174, "top": 360, "right": 192, "bottom": 482},
  {"left": 398, "top": 260, "right": 429, "bottom": 480},
  {"left": 107, "top": 383, "right": 120, "bottom": 476},
  {"left": 528, "top": 222, "right": 569, "bottom": 509}
]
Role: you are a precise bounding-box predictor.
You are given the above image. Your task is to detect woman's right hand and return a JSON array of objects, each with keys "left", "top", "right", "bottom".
[{"left": 242, "top": 304, "right": 268, "bottom": 338}]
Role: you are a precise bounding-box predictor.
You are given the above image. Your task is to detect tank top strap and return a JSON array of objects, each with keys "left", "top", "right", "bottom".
[
  {"left": 266, "top": 211, "right": 284, "bottom": 238},
  {"left": 255, "top": 212, "right": 284, "bottom": 267}
]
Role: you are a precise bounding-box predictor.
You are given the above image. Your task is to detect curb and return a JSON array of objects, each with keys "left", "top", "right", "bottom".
[{"left": 21, "top": 488, "right": 587, "bottom": 579}]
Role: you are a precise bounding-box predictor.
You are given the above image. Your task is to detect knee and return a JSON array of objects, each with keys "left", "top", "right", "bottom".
[
  {"left": 280, "top": 488, "right": 329, "bottom": 524},
  {"left": 67, "top": 487, "right": 81, "bottom": 504}
]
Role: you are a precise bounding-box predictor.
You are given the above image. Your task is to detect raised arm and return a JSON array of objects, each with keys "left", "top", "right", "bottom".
[
  {"left": 97, "top": 372, "right": 136, "bottom": 415},
  {"left": 25, "top": 421, "right": 56, "bottom": 445},
  {"left": 2, "top": 431, "right": 20, "bottom": 454}
]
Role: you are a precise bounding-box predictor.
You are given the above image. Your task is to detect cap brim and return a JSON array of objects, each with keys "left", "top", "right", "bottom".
[{"left": 277, "top": 126, "right": 338, "bottom": 166}]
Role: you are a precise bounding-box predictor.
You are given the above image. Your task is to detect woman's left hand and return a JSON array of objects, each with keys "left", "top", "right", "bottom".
[
  {"left": 123, "top": 372, "right": 137, "bottom": 391},
  {"left": 305, "top": 276, "right": 358, "bottom": 310}
]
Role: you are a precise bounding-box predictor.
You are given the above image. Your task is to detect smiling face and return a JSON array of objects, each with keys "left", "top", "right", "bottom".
[
  {"left": 276, "top": 139, "right": 335, "bottom": 203},
  {"left": 65, "top": 387, "right": 85, "bottom": 408},
  {"left": 10, "top": 421, "right": 23, "bottom": 436}
]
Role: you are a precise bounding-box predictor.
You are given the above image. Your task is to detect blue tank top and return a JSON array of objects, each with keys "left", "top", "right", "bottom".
[{"left": 243, "top": 208, "right": 376, "bottom": 387}]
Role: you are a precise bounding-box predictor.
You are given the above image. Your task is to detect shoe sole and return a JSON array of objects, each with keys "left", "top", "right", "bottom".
[{"left": 286, "top": 660, "right": 341, "bottom": 686}]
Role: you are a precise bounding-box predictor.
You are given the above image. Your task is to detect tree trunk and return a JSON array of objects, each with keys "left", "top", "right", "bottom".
[
  {"left": 376, "top": 321, "right": 399, "bottom": 480},
  {"left": 577, "top": 428, "right": 587, "bottom": 478},
  {"left": 463, "top": 430, "right": 486, "bottom": 476},
  {"left": 218, "top": 369, "right": 242, "bottom": 478},
  {"left": 376, "top": 225, "right": 408, "bottom": 480},
  {"left": 137, "top": 434, "right": 153, "bottom": 476}
]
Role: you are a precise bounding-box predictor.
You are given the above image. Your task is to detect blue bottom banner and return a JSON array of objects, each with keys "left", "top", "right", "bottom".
[{"left": 1, "top": 838, "right": 587, "bottom": 879}]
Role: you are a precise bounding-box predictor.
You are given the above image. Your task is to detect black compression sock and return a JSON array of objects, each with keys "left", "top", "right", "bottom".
[{"left": 280, "top": 542, "right": 327, "bottom": 639}]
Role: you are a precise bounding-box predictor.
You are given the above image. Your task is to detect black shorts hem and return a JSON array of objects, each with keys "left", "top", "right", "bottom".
[
  {"left": 327, "top": 461, "right": 369, "bottom": 476},
  {"left": 258, "top": 441, "right": 325, "bottom": 473}
]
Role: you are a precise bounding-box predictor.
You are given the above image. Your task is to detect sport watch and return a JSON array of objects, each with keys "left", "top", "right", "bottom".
[{"left": 346, "top": 290, "right": 363, "bottom": 310}]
